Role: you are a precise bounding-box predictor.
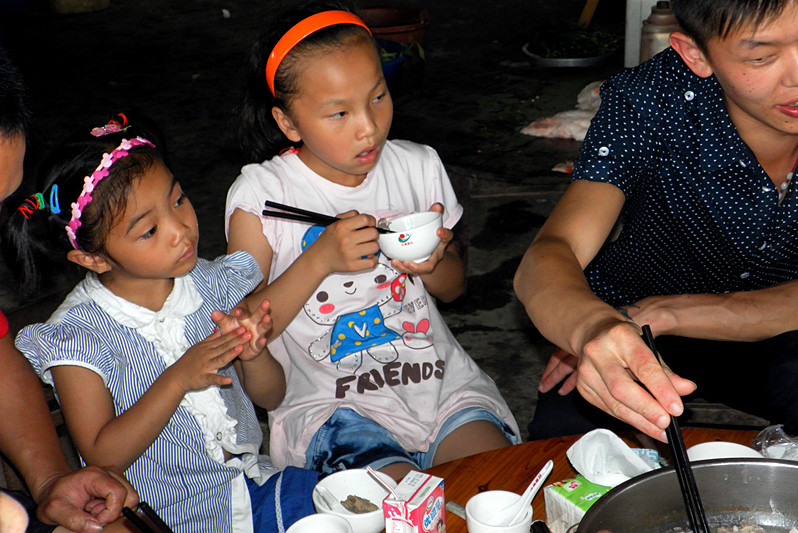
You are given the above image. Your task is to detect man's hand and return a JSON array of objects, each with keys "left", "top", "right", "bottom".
[
  {"left": 36, "top": 466, "right": 138, "bottom": 532},
  {"left": 572, "top": 320, "right": 696, "bottom": 441}
]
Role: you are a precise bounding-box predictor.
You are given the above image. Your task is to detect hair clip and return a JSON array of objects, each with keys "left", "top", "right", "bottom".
[
  {"left": 49, "top": 185, "right": 61, "bottom": 215},
  {"left": 90, "top": 113, "right": 130, "bottom": 137},
  {"left": 16, "top": 193, "right": 45, "bottom": 220}
]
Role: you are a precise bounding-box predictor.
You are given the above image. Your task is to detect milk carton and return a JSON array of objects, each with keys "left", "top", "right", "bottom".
[{"left": 383, "top": 471, "right": 445, "bottom": 533}]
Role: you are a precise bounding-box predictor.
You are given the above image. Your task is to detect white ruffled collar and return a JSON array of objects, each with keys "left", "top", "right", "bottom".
[{"left": 76, "top": 272, "right": 203, "bottom": 330}]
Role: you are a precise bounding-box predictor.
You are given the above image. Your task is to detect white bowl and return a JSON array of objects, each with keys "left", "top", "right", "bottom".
[
  {"left": 286, "top": 513, "right": 353, "bottom": 533},
  {"left": 312, "top": 469, "right": 398, "bottom": 533},
  {"left": 377, "top": 211, "right": 442, "bottom": 263},
  {"left": 686, "top": 441, "right": 762, "bottom": 461},
  {"left": 465, "top": 490, "right": 533, "bottom": 533}
]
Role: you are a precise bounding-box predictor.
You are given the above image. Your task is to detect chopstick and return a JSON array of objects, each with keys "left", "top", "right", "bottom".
[
  {"left": 122, "top": 503, "right": 175, "bottom": 533},
  {"left": 122, "top": 506, "right": 156, "bottom": 533},
  {"left": 641, "top": 325, "right": 710, "bottom": 533},
  {"left": 262, "top": 200, "right": 394, "bottom": 233},
  {"left": 138, "top": 502, "right": 175, "bottom": 533}
]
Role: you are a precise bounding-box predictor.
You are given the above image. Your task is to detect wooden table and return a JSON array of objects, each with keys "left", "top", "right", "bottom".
[{"left": 425, "top": 427, "right": 760, "bottom": 533}]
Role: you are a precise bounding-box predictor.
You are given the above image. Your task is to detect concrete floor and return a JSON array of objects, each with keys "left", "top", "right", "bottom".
[{"left": 0, "top": 0, "right": 766, "bottom": 444}]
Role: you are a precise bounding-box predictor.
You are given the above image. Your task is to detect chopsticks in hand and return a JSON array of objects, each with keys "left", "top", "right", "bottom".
[
  {"left": 122, "top": 502, "right": 175, "bottom": 533},
  {"left": 262, "top": 200, "right": 393, "bottom": 233},
  {"left": 641, "top": 325, "right": 710, "bottom": 533}
]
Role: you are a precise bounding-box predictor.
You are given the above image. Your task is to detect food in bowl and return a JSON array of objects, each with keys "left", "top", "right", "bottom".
[
  {"left": 313, "top": 469, "right": 398, "bottom": 533},
  {"left": 341, "top": 495, "right": 378, "bottom": 514},
  {"left": 377, "top": 211, "right": 442, "bottom": 263}
]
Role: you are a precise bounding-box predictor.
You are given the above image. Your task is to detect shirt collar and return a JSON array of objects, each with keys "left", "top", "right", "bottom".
[{"left": 77, "top": 272, "right": 204, "bottom": 330}]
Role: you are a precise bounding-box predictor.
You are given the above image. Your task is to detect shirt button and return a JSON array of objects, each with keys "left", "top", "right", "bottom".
[
  {"left": 740, "top": 272, "right": 750, "bottom": 279},
  {"left": 762, "top": 186, "right": 772, "bottom": 192},
  {"left": 684, "top": 90, "right": 695, "bottom": 101},
  {"left": 216, "top": 432, "right": 223, "bottom": 441},
  {"left": 159, "top": 318, "right": 165, "bottom": 323},
  {"left": 759, "top": 241, "right": 767, "bottom": 250},
  {"left": 598, "top": 146, "right": 610, "bottom": 156},
  {"left": 739, "top": 160, "right": 747, "bottom": 167}
]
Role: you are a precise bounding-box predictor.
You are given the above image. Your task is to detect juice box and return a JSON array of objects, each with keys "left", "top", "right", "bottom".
[{"left": 383, "top": 471, "right": 446, "bottom": 533}]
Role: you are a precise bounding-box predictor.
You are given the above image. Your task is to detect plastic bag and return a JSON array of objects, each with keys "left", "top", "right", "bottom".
[{"left": 752, "top": 424, "right": 798, "bottom": 460}]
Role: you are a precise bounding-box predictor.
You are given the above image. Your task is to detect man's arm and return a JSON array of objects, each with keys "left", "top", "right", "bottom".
[
  {"left": 0, "top": 335, "right": 72, "bottom": 501},
  {"left": 514, "top": 180, "right": 696, "bottom": 441},
  {"left": 629, "top": 283, "right": 798, "bottom": 341}
]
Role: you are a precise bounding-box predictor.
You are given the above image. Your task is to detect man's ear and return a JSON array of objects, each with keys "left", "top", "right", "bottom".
[
  {"left": 67, "top": 249, "right": 113, "bottom": 275},
  {"left": 670, "top": 31, "right": 714, "bottom": 78},
  {"left": 271, "top": 106, "right": 302, "bottom": 143}
]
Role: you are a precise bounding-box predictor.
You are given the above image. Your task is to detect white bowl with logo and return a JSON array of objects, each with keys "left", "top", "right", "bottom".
[{"left": 377, "top": 211, "right": 442, "bottom": 263}]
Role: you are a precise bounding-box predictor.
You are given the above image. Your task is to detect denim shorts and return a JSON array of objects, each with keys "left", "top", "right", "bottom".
[{"left": 304, "top": 407, "right": 519, "bottom": 475}]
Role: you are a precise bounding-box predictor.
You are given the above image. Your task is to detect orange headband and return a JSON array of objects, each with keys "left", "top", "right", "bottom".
[{"left": 265, "top": 10, "right": 372, "bottom": 96}]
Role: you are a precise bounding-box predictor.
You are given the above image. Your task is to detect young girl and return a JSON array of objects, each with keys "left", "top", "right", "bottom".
[
  {"left": 226, "top": 3, "right": 521, "bottom": 479},
  {"left": 8, "top": 115, "right": 317, "bottom": 533}
]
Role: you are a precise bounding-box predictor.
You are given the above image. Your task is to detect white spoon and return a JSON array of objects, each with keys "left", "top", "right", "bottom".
[
  {"left": 315, "top": 485, "right": 353, "bottom": 515},
  {"left": 488, "top": 459, "right": 554, "bottom": 526}
]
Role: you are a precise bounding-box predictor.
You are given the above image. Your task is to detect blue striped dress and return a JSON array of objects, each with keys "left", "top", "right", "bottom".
[{"left": 17, "top": 251, "right": 278, "bottom": 533}]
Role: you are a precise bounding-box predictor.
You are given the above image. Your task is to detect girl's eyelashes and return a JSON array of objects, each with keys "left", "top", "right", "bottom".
[
  {"left": 141, "top": 226, "right": 157, "bottom": 240},
  {"left": 174, "top": 192, "right": 188, "bottom": 208}
]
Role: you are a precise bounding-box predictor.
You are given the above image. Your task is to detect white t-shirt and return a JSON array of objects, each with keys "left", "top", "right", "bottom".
[{"left": 226, "top": 139, "right": 519, "bottom": 468}]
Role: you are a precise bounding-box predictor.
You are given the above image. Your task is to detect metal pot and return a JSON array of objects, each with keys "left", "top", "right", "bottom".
[{"left": 578, "top": 459, "right": 798, "bottom": 533}]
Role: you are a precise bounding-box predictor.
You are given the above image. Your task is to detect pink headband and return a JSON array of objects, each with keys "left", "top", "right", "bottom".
[
  {"left": 65, "top": 136, "right": 155, "bottom": 249},
  {"left": 265, "top": 10, "right": 372, "bottom": 96}
]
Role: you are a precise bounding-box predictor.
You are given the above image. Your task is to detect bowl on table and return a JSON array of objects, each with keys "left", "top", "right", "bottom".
[
  {"left": 312, "top": 469, "right": 397, "bottom": 533},
  {"left": 286, "top": 513, "right": 353, "bottom": 533},
  {"left": 686, "top": 441, "right": 763, "bottom": 461},
  {"left": 377, "top": 211, "right": 442, "bottom": 263}
]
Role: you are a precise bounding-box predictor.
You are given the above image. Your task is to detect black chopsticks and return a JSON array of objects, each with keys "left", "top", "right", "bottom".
[
  {"left": 641, "top": 325, "right": 710, "bottom": 533},
  {"left": 262, "top": 200, "right": 393, "bottom": 233},
  {"left": 122, "top": 502, "right": 175, "bottom": 533}
]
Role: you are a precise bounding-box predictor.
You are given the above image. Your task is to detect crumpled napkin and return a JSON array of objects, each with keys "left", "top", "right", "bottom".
[{"left": 566, "top": 429, "right": 657, "bottom": 487}]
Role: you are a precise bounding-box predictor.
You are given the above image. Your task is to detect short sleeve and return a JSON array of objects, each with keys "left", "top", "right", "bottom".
[
  {"left": 15, "top": 321, "right": 113, "bottom": 387},
  {"left": 571, "top": 79, "right": 657, "bottom": 196},
  {"left": 422, "top": 144, "right": 463, "bottom": 230},
  {"left": 205, "top": 251, "right": 264, "bottom": 311}
]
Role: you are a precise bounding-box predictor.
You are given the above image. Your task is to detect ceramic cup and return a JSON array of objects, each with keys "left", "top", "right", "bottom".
[
  {"left": 465, "top": 490, "right": 533, "bottom": 533},
  {"left": 686, "top": 441, "right": 763, "bottom": 461},
  {"left": 286, "top": 513, "right": 353, "bottom": 533},
  {"left": 377, "top": 211, "right": 442, "bottom": 263}
]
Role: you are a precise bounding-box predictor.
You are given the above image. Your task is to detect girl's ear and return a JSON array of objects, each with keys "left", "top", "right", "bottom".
[
  {"left": 271, "top": 106, "right": 302, "bottom": 143},
  {"left": 670, "top": 31, "right": 713, "bottom": 78},
  {"left": 67, "top": 249, "right": 113, "bottom": 275}
]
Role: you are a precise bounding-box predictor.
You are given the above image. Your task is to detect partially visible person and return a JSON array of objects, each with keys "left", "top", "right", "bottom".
[
  {"left": 514, "top": 0, "right": 798, "bottom": 441},
  {"left": 227, "top": 1, "right": 519, "bottom": 481},
  {"left": 0, "top": 48, "right": 138, "bottom": 533},
  {"left": 9, "top": 114, "right": 317, "bottom": 533}
]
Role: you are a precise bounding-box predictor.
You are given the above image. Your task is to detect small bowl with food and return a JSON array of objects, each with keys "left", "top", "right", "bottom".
[{"left": 312, "top": 469, "right": 398, "bottom": 533}]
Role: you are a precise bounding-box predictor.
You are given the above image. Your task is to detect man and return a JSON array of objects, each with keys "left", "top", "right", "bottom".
[{"left": 515, "top": 0, "right": 798, "bottom": 441}]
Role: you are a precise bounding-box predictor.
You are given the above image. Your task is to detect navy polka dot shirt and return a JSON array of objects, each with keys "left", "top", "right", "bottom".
[{"left": 573, "top": 48, "right": 798, "bottom": 307}]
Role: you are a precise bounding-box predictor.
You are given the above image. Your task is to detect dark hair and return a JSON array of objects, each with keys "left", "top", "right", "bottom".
[
  {"left": 0, "top": 47, "right": 30, "bottom": 139},
  {"left": 2, "top": 115, "right": 165, "bottom": 293},
  {"left": 237, "top": 0, "right": 376, "bottom": 162},
  {"left": 671, "top": 0, "right": 792, "bottom": 51}
]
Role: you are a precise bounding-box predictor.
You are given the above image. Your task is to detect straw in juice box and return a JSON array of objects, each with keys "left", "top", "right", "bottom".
[{"left": 383, "top": 471, "right": 445, "bottom": 533}]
